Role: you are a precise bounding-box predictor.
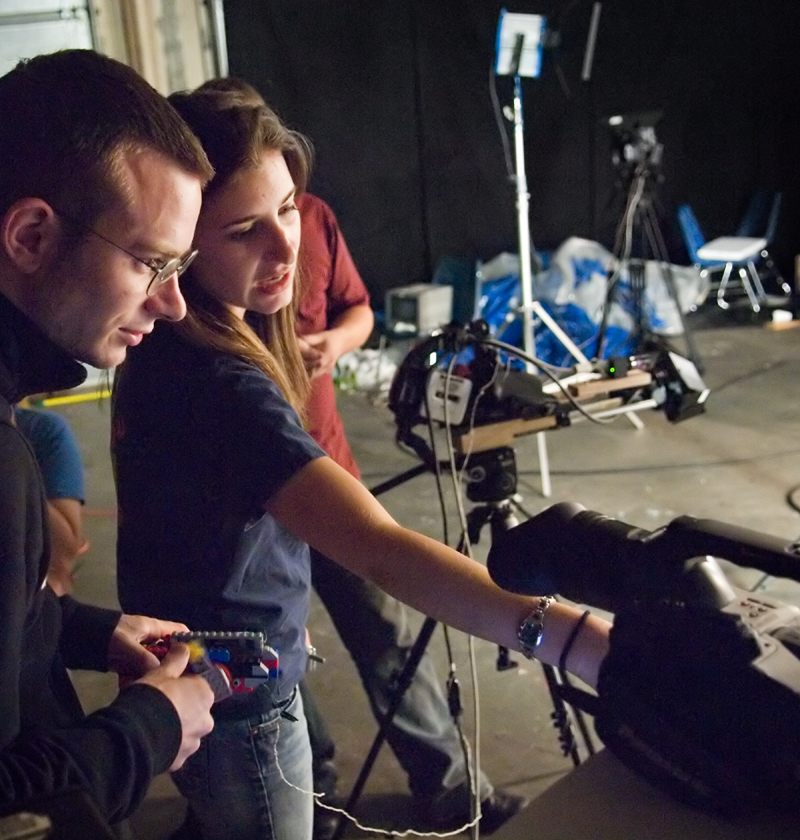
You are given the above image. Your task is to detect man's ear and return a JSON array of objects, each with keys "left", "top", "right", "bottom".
[{"left": 1, "top": 198, "right": 61, "bottom": 273}]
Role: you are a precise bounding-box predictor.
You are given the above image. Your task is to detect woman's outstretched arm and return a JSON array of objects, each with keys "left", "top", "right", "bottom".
[{"left": 264, "top": 456, "right": 610, "bottom": 689}]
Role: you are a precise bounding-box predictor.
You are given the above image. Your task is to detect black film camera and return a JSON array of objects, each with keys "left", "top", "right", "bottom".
[
  {"left": 388, "top": 321, "right": 562, "bottom": 468},
  {"left": 488, "top": 502, "right": 800, "bottom": 816}
]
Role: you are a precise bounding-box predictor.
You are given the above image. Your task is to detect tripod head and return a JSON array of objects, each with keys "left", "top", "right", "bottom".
[{"left": 463, "top": 446, "right": 517, "bottom": 503}]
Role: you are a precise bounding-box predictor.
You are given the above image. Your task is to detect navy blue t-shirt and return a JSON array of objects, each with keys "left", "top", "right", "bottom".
[{"left": 112, "top": 322, "right": 325, "bottom": 703}]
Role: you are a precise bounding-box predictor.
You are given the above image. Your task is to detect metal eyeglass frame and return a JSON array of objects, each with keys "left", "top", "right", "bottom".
[{"left": 56, "top": 211, "right": 197, "bottom": 296}]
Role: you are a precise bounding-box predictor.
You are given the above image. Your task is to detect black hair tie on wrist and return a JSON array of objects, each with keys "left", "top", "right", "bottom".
[{"left": 559, "top": 610, "right": 591, "bottom": 676}]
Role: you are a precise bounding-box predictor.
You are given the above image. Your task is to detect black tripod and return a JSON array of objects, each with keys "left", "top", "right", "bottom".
[
  {"left": 329, "top": 447, "right": 594, "bottom": 840},
  {"left": 594, "top": 161, "right": 703, "bottom": 373}
]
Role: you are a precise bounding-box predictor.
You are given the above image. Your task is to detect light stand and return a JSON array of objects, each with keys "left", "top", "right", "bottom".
[
  {"left": 496, "top": 11, "right": 592, "bottom": 497},
  {"left": 497, "top": 12, "right": 591, "bottom": 375}
]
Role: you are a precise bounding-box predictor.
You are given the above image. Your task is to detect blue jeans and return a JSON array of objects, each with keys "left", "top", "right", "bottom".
[{"left": 172, "top": 688, "right": 313, "bottom": 840}]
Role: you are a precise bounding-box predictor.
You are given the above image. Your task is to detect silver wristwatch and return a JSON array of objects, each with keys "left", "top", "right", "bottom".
[{"left": 518, "top": 596, "right": 555, "bottom": 659}]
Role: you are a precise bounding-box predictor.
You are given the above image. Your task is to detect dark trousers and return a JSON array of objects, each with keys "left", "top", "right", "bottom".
[{"left": 305, "top": 550, "right": 492, "bottom": 807}]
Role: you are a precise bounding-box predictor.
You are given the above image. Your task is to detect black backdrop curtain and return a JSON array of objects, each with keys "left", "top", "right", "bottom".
[{"left": 223, "top": 0, "right": 799, "bottom": 308}]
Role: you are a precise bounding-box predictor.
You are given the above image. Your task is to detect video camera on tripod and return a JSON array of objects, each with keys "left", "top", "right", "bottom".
[
  {"left": 607, "top": 109, "right": 664, "bottom": 183},
  {"left": 487, "top": 502, "right": 800, "bottom": 816}
]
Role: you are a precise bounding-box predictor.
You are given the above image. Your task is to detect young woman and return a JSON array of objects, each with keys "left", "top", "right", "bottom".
[{"left": 112, "top": 81, "right": 611, "bottom": 840}]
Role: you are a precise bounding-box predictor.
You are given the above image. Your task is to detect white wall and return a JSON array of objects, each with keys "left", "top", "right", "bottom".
[
  {"left": 0, "top": 1, "right": 94, "bottom": 76},
  {"left": 0, "top": 0, "right": 222, "bottom": 93}
]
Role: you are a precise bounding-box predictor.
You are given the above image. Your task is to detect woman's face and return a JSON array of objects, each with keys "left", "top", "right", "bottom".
[{"left": 190, "top": 148, "right": 300, "bottom": 319}]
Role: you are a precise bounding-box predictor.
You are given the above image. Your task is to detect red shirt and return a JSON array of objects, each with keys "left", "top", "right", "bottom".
[{"left": 296, "top": 194, "right": 370, "bottom": 479}]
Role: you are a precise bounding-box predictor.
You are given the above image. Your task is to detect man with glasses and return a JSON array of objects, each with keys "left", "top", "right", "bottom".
[{"left": 0, "top": 49, "right": 216, "bottom": 827}]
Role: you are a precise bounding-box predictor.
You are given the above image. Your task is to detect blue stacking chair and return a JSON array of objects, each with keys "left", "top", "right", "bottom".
[
  {"left": 677, "top": 204, "right": 773, "bottom": 313},
  {"left": 735, "top": 191, "right": 791, "bottom": 299}
]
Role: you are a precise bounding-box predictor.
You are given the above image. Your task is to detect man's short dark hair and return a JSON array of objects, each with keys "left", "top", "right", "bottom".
[{"left": 0, "top": 49, "right": 213, "bottom": 226}]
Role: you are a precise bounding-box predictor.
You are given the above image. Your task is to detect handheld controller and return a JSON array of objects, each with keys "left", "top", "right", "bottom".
[{"left": 146, "top": 630, "right": 280, "bottom": 702}]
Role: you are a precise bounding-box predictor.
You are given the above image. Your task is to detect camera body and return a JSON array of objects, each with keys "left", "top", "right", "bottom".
[
  {"left": 487, "top": 502, "right": 800, "bottom": 815},
  {"left": 597, "top": 583, "right": 800, "bottom": 816},
  {"left": 607, "top": 110, "right": 664, "bottom": 183},
  {"left": 388, "top": 321, "right": 562, "bottom": 446}
]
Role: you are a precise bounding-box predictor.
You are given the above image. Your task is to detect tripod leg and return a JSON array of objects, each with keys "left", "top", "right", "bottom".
[
  {"left": 329, "top": 464, "right": 486, "bottom": 837},
  {"left": 331, "top": 616, "right": 440, "bottom": 840},
  {"left": 488, "top": 504, "right": 595, "bottom": 764},
  {"left": 661, "top": 260, "right": 704, "bottom": 371},
  {"left": 642, "top": 205, "right": 704, "bottom": 373},
  {"left": 593, "top": 266, "right": 617, "bottom": 358}
]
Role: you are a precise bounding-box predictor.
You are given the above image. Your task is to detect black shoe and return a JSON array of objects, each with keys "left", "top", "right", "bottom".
[
  {"left": 427, "top": 788, "right": 529, "bottom": 836},
  {"left": 313, "top": 796, "right": 345, "bottom": 840},
  {"left": 477, "top": 789, "right": 530, "bottom": 835}
]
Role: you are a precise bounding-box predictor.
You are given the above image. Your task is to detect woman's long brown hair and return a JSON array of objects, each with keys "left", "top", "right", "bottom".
[{"left": 167, "top": 79, "right": 313, "bottom": 417}]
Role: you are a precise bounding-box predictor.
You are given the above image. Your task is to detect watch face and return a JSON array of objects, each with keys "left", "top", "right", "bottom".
[{"left": 519, "top": 620, "right": 543, "bottom": 651}]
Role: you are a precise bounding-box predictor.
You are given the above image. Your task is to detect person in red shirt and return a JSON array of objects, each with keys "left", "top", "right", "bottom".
[{"left": 296, "top": 193, "right": 528, "bottom": 837}]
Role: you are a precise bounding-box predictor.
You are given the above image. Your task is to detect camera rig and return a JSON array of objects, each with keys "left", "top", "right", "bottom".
[
  {"left": 488, "top": 502, "right": 800, "bottom": 816},
  {"left": 387, "top": 320, "right": 708, "bottom": 491}
]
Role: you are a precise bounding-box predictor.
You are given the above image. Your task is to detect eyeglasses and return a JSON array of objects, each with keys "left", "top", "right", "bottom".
[{"left": 57, "top": 212, "right": 198, "bottom": 296}]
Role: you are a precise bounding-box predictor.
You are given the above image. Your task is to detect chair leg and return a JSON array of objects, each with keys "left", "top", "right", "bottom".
[
  {"left": 717, "top": 263, "right": 734, "bottom": 309},
  {"left": 761, "top": 248, "right": 792, "bottom": 296},
  {"left": 747, "top": 260, "right": 768, "bottom": 301},
  {"left": 741, "top": 264, "right": 761, "bottom": 313},
  {"left": 692, "top": 267, "right": 712, "bottom": 311}
]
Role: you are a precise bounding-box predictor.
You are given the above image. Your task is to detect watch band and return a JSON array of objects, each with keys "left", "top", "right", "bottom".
[{"left": 518, "top": 595, "right": 555, "bottom": 659}]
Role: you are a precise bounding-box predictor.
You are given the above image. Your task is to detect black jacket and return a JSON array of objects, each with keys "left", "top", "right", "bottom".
[{"left": 0, "top": 292, "right": 181, "bottom": 823}]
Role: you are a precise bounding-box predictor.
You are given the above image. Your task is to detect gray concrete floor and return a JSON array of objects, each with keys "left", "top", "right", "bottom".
[{"left": 59, "top": 305, "right": 800, "bottom": 838}]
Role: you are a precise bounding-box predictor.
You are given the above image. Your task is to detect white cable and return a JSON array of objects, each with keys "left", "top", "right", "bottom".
[
  {"left": 440, "top": 352, "right": 504, "bottom": 838},
  {"left": 272, "top": 718, "right": 479, "bottom": 838}
]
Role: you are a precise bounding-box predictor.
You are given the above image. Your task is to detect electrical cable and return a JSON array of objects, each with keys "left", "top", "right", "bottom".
[
  {"left": 458, "top": 350, "right": 513, "bottom": 484},
  {"left": 488, "top": 63, "right": 515, "bottom": 181},
  {"left": 435, "top": 348, "right": 547, "bottom": 838},
  {"left": 440, "top": 356, "right": 482, "bottom": 840},
  {"left": 422, "top": 385, "right": 452, "bottom": 549},
  {"left": 483, "top": 336, "right": 625, "bottom": 424},
  {"left": 417, "top": 356, "right": 483, "bottom": 837},
  {"left": 443, "top": 355, "right": 473, "bottom": 558}
]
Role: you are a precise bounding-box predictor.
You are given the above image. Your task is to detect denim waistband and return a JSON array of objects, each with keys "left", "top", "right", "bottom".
[{"left": 212, "top": 684, "right": 297, "bottom": 722}]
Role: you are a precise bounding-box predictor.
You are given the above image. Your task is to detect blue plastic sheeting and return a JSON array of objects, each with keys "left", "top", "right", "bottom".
[
  {"left": 476, "top": 237, "right": 706, "bottom": 366},
  {"left": 479, "top": 275, "right": 635, "bottom": 368}
]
